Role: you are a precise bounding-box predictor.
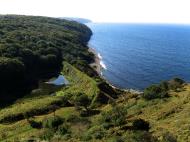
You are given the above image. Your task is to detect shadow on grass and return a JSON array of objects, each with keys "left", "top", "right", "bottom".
[{"left": 80, "top": 109, "right": 100, "bottom": 117}]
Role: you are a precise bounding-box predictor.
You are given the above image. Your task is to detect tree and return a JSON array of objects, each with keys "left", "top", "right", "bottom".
[
  {"left": 73, "top": 93, "right": 91, "bottom": 112},
  {"left": 0, "top": 57, "right": 25, "bottom": 92}
]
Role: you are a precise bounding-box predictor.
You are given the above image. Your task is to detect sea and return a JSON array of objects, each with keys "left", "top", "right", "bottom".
[{"left": 87, "top": 23, "right": 190, "bottom": 91}]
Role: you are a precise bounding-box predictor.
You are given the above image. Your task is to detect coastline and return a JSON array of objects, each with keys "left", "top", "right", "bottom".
[
  {"left": 88, "top": 47, "right": 143, "bottom": 94},
  {"left": 88, "top": 47, "right": 102, "bottom": 75}
]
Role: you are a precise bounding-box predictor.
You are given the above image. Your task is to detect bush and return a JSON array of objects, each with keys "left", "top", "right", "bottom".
[
  {"left": 159, "top": 81, "right": 169, "bottom": 91},
  {"left": 102, "top": 122, "right": 114, "bottom": 129},
  {"left": 132, "top": 119, "right": 150, "bottom": 131},
  {"left": 73, "top": 93, "right": 91, "bottom": 112},
  {"left": 40, "top": 129, "right": 54, "bottom": 141},
  {"left": 42, "top": 116, "right": 64, "bottom": 129},
  {"left": 66, "top": 114, "right": 80, "bottom": 123},
  {"left": 143, "top": 85, "right": 168, "bottom": 100},
  {"left": 100, "top": 104, "right": 127, "bottom": 127},
  {"left": 123, "top": 131, "right": 158, "bottom": 142},
  {"left": 28, "top": 119, "right": 42, "bottom": 129},
  {"left": 56, "top": 124, "right": 70, "bottom": 135},
  {"left": 82, "top": 125, "right": 106, "bottom": 140},
  {"left": 110, "top": 136, "right": 125, "bottom": 142},
  {"left": 161, "top": 132, "right": 177, "bottom": 142},
  {"left": 168, "top": 78, "right": 185, "bottom": 91},
  {"left": 173, "top": 78, "right": 184, "bottom": 85},
  {"left": 144, "top": 78, "right": 185, "bottom": 100}
]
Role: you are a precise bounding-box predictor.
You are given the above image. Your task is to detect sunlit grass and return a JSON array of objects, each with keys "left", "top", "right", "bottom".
[
  {"left": 0, "top": 62, "right": 101, "bottom": 141},
  {"left": 57, "top": 62, "right": 100, "bottom": 98}
]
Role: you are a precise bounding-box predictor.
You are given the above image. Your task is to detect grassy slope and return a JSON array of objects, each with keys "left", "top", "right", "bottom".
[
  {"left": 1, "top": 66, "right": 190, "bottom": 141},
  {"left": 118, "top": 84, "right": 190, "bottom": 142},
  {"left": 0, "top": 62, "right": 100, "bottom": 141},
  {"left": 57, "top": 62, "right": 100, "bottom": 99},
  {"left": 0, "top": 16, "right": 189, "bottom": 142}
]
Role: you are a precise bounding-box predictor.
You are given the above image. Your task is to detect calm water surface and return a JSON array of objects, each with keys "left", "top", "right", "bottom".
[{"left": 87, "top": 23, "right": 190, "bottom": 90}]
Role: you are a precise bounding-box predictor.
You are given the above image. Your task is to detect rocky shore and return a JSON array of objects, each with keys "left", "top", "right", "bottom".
[
  {"left": 88, "top": 47, "right": 102, "bottom": 75},
  {"left": 88, "top": 47, "right": 143, "bottom": 94}
]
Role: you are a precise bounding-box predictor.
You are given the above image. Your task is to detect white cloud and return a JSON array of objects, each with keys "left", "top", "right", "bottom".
[{"left": 0, "top": 0, "right": 190, "bottom": 23}]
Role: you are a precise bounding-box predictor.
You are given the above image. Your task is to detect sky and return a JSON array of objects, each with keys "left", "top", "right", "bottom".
[{"left": 0, "top": 0, "right": 190, "bottom": 23}]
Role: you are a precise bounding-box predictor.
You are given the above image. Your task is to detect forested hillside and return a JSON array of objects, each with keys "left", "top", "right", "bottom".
[
  {"left": 0, "top": 15, "right": 96, "bottom": 103},
  {"left": 0, "top": 15, "right": 189, "bottom": 142}
]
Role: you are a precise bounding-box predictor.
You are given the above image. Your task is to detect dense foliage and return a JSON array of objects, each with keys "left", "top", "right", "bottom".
[
  {"left": 143, "top": 78, "right": 185, "bottom": 100},
  {"left": 0, "top": 15, "right": 94, "bottom": 101},
  {"left": 72, "top": 93, "right": 91, "bottom": 112},
  {"left": 132, "top": 119, "right": 150, "bottom": 131},
  {"left": 100, "top": 102, "right": 128, "bottom": 127},
  {"left": 143, "top": 84, "right": 169, "bottom": 100},
  {"left": 42, "top": 116, "right": 64, "bottom": 129},
  {"left": 0, "top": 57, "right": 25, "bottom": 90}
]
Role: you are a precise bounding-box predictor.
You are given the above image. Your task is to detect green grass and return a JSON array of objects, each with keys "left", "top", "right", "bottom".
[
  {"left": 119, "top": 84, "right": 190, "bottom": 142},
  {"left": 0, "top": 95, "right": 66, "bottom": 123},
  {"left": 0, "top": 107, "right": 77, "bottom": 141},
  {"left": 1, "top": 62, "right": 190, "bottom": 141},
  {"left": 0, "top": 62, "right": 101, "bottom": 141},
  {"left": 1, "top": 84, "right": 190, "bottom": 141},
  {"left": 57, "top": 62, "right": 100, "bottom": 99},
  {"left": 0, "top": 62, "right": 99, "bottom": 123}
]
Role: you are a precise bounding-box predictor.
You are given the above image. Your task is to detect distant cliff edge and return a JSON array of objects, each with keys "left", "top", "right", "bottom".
[{"left": 60, "top": 17, "right": 92, "bottom": 24}]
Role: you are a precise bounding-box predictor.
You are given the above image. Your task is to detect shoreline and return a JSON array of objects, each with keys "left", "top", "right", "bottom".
[
  {"left": 88, "top": 47, "right": 102, "bottom": 75},
  {"left": 88, "top": 47, "right": 143, "bottom": 94}
]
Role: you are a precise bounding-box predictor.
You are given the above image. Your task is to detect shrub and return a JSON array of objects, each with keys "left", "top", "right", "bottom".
[
  {"left": 73, "top": 93, "right": 91, "bottom": 112},
  {"left": 82, "top": 125, "right": 106, "bottom": 140},
  {"left": 102, "top": 122, "right": 114, "bottom": 129},
  {"left": 159, "top": 81, "right": 169, "bottom": 91},
  {"left": 66, "top": 114, "right": 80, "bottom": 123},
  {"left": 42, "top": 116, "right": 64, "bottom": 129},
  {"left": 161, "top": 132, "right": 177, "bottom": 142},
  {"left": 132, "top": 119, "right": 150, "bottom": 131},
  {"left": 144, "top": 78, "right": 185, "bottom": 100},
  {"left": 168, "top": 78, "right": 185, "bottom": 91},
  {"left": 143, "top": 85, "right": 168, "bottom": 100},
  {"left": 173, "top": 78, "right": 184, "bottom": 85},
  {"left": 110, "top": 136, "right": 125, "bottom": 142},
  {"left": 100, "top": 104, "right": 127, "bottom": 127},
  {"left": 56, "top": 124, "right": 70, "bottom": 135},
  {"left": 66, "top": 114, "right": 90, "bottom": 125},
  {"left": 40, "top": 129, "right": 54, "bottom": 141},
  {"left": 28, "top": 119, "right": 42, "bottom": 129},
  {"left": 123, "top": 131, "right": 158, "bottom": 142}
]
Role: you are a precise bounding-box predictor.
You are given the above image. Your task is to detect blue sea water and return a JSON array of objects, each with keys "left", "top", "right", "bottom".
[{"left": 87, "top": 23, "right": 190, "bottom": 90}]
